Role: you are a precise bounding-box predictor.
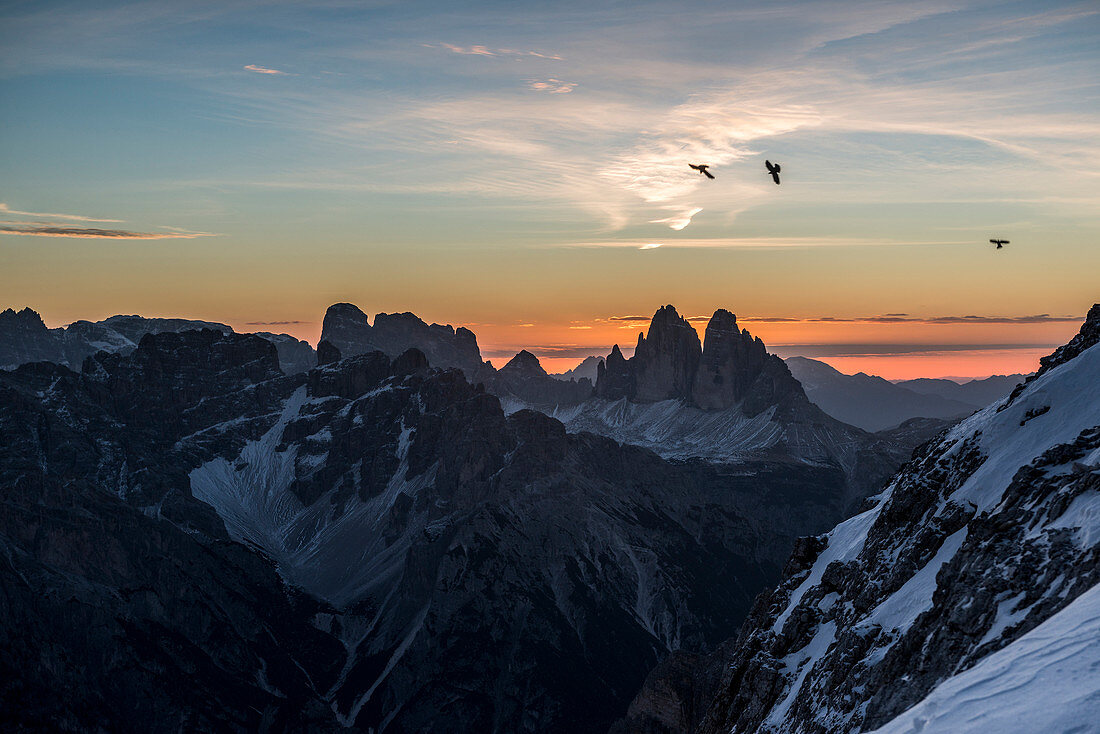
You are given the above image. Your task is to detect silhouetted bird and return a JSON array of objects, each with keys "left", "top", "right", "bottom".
[
  {"left": 990, "top": 239, "right": 1009, "bottom": 249},
  {"left": 765, "top": 160, "right": 781, "bottom": 185},
  {"left": 689, "top": 164, "right": 715, "bottom": 179}
]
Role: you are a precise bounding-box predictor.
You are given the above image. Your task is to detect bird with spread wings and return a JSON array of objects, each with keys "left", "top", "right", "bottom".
[{"left": 689, "top": 163, "right": 715, "bottom": 179}]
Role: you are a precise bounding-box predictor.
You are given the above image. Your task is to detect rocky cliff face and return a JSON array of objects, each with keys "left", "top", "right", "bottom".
[
  {"left": 0, "top": 306, "right": 315, "bottom": 374},
  {"left": 320, "top": 302, "right": 485, "bottom": 379},
  {"left": 633, "top": 305, "right": 702, "bottom": 402},
  {"left": 0, "top": 307, "right": 65, "bottom": 367},
  {"left": 615, "top": 303, "right": 1100, "bottom": 734},
  {"left": 594, "top": 306, "right": 808, "bottom": 416}
]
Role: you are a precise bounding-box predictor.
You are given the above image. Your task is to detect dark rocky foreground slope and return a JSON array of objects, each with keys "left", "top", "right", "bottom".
[
  {"left": 0, "top": 328, "right": 865, "bottom": 733},
  {"left": 0, "top": 332, "right": 345, "bottom": 731},
  {"left": 614, "top": 304, "right": 1100, "bottom": 734}
]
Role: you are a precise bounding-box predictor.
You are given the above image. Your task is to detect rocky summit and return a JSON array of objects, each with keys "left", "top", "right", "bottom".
[
  {"left": 320, "top": 302, "right": 485, "bottom": 379},
  {"left": 595, "top": 306, "right": 802, "bottom": 415}
]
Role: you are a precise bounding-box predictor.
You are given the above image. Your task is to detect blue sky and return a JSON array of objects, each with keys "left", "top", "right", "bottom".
[{"left": 1, "top": 0, "right": 1098, "bottom": 376}]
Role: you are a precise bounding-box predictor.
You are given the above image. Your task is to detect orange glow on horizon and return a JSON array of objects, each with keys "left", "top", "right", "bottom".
[{"left": 40, "top": 308, "right": 1081, "bottom": 383}]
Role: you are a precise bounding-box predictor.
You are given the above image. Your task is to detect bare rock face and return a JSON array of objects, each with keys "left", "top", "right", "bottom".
[
  {"left": 320, "top": 302, "right": 484, "bottom": 379},
  {"left": 691, "top": 310, "right": 768, "bottom": 410},
  {"left": 0, "top": 307, "right": 65, "bottom": 368},
  {"left": 319, "top": 302, "right": 374, "bottom": 356},
  {"left": 252, "top": 332, "right": 317, "bottom": 374},
  {"left": 596, "top": 344, "right": 635, "bottom": 400},
  {"left": 593, "top": 305, "right": 807, "bottom": 417},
  {"left": 633, "top": 305, "right": 702, "bottom": 402}
]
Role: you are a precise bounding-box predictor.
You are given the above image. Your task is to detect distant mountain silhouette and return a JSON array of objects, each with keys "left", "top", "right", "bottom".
[
  {"left": 897, "top": 373, "right": 1029, "bottom": 407},
  {"left": 552, "top": 355, "right": 604, "bottom": 382},
  {"left": 786, "top": 356, "right": 985, "bottom": 431},
  {"left": 0, "top": 306, "right": 314, "bottom": 374}
]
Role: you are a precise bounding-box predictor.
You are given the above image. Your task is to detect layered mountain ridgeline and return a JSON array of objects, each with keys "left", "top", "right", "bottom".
[
  {"left": 787, "top": 356, "right": 1027, "bottom": 432},
  {"left": 898, "top": 373, "right": 1029, "bottom": 407},
  {"left": 535, "top": 306, "right": 927, "bottom": 510},
  {"left": 786, "top": 357, "right": 979, "bottom": 432},
  {"left": 553, "top": 355, "right": 604, "bottom": 383},
  {"left": 614, "top": 303, "right": 1100, "bottom": 734},
  {"left": 319, "top": 302, "right": 596, "bottom": 408},
  {"left": 0, "top": 306, "right": 316, "bottom": 374},
  {"left": 1, "top": 327, "right": 860, "bottom": 733},
  {"left": 0, "top": 331, "right": 346, "bottom": 731}
]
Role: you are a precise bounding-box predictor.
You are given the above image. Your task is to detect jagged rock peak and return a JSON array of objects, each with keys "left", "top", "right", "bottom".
[
  {"left": 502, "top": 349, "right": 548, "bottom": 378},
  {"left": 1040, "top": 302, "right": 1100, "bottom": 374},
  {"left": 692, "top": 308, "right": 770, "bottom": 411},
  {"left": 596, "top": 342, "right": 636, "bottom": 400},
  {"left": 633, "top": 305, "right": 702, "bottom": 402},
  {"left": 706, "top": 308, "right": 739, "bottom": 334},
  {"left": 1, "top": 306, "right": 48, "bottom": 327},
  {"left": 1005, "top": 303, "right": 1099, "bottom": 406},
  {"left": 319, "top": 302, "right": 483, "bottom": 378}
]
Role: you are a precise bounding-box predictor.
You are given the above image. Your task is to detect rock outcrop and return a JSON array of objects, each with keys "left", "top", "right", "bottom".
[
  {"left": 320, "top": 302, "right": 485, "bottom": 379},
  {"left": 593, "top": 306, "right": 805, "bottom": 416},
  {"left": 0, "top": 307, "right": 65, "bottom": 367},
  {"left": 554, "top": 355, "right": 604, "bottom": 383},
  {"left": 632, "top": 305, "right": 702, "bottom": 402}
]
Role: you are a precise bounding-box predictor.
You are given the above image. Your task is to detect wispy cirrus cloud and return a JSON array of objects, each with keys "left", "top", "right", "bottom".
[
  {"left": 527, "top": 79, "right": 576, "bottom": 94},
  {"left": 427, "top": 43, "right": 562, "bottom": 60},
  {"left": 245, "top": 320, "right": 310, "bottom": 326},
  {"left": 558, "top": 237, "right": 974, "bottom": 249},
  {"left": 649, "top": 207, "right": 702, "bottom": 231},
  {"left": 0, "top": 202, "right": 122, "bottom": 223},
  {"left": 0, "top": 224, "right": 215, "bottom": 239},
  {"left": 244, "top": 64, "right": 287, "bottom": 75}
]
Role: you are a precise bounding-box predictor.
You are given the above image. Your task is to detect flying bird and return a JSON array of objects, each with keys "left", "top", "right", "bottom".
[
  {"left": 990, "top": 239, "right": 1009, "bottom": 249},
  {"left": 765, "top": 160, "right": 781, "bottom": 185},
  {"left": 689, "top": 164, "right": 715, "bottom": 179}
]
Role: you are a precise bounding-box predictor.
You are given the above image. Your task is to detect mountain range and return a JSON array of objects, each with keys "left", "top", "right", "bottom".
[
  {"left": 785, "top": 356, "right": 1026, "bottom": 432},
  {"left": 0, "top": 306, "right": 316, "bottom": 375},
  {"left": 0, "top": 312, "right": 877, "bottom": 732},
  {"left": 1, "top": 300, "right": 1095, "bottom": 732}
]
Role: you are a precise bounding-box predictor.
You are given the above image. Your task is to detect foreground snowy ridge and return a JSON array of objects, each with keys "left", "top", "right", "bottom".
[{"left": 698, "top": 307, "right": 1100, "bottom": 734}]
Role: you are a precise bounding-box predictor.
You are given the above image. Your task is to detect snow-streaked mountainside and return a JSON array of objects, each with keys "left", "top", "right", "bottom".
[{"left": 646, "top": 303, "right": 1100, "bottom": 734}]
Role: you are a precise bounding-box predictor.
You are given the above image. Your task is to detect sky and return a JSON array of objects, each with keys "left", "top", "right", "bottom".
[{"left": 1, "top": 0, "right": 1097, "bottom": 378}]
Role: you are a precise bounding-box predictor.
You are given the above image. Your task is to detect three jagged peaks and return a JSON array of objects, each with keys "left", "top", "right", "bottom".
[{"left": 596, "top": 304, "right": 804, "bottom": 415}]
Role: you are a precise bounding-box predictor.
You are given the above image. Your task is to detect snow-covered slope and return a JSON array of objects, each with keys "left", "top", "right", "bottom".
[{"left": 687, "top": 304, "right": 1100, "bottom": 734}]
